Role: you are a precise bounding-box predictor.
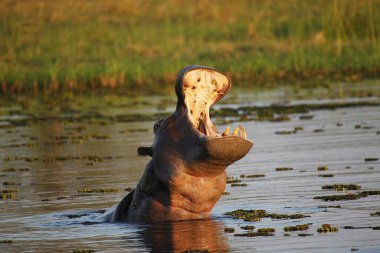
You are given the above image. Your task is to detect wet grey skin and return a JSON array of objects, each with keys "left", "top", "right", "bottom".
[{"left": 109, "top": 65, "right": 253, "bottom": 223}]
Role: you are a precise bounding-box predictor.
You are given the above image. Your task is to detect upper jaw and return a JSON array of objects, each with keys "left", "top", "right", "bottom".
[
  {"left": 174, "top": 66, "right": 249, "bottom": 141},
  {"left": 175, "top": 66, "right": 230, "bottom": 130}
]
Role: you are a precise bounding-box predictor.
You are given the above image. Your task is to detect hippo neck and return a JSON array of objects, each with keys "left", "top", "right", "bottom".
[{"left": 127, "top": 160, "right": 226, "bottom": 223}]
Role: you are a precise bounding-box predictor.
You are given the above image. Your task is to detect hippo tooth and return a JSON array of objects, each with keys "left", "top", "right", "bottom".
[
  {"left": 222, "top": 126, "right": 230, "bottom": 136},
  {"left": 232, "top": 127, "right": 239, "bottom": 136},
  {"left": 238, "top": 125, "right": 247, "bottom": 139},
  {"left": 204, "top": 124, "right": 209, "bottom": 136}
]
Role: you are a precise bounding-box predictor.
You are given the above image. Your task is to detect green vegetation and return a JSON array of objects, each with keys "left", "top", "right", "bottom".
[
  {"left": 77, "top": 188, "right": 121, "bottom": 194},
  {"left": 298, "top": 233, "right": 313, "bottom": 237},
  {"left": 224, "top": 227, "right": 235, "bottom": 233},
  {"left": 224, "top": 209, "right": 309, "bottom": 222},
  {"left": 234, "top": 227, "right": 275, "bottom": 237},
  {"left": 231, "top": 183, "right": 248, "bottom": 187},
  {"left": 275, "top": 129, "right": 298, "bottom": 135},
  {"left": 364, "top": 158, "right": 379, "bottom": 162},
  {"left": 257, "top": 228, "right": 275, "bottom": 233},
  {"left": 317, "top": 224, "right": 338, "bottom": 233},
  {"left": 275, "top": 167, "right": 293, "bottom": 171},
  {"left": 1, "top": 193, "right": 16, "bottom": 199},
  {"left": 318, "top": 205, "right": 341, "bottom": 208},
  {"left": 314, "top": 190, "right": 380, "bottom": 201},
  {"left": 321, "top": 184, "right": 361, "bottom": 191},
  {"left": 0, "top": 0, "right": 380, "bottom": 96},
  {"left": 318, "top": 174, "right": 334, "bottom": 177},
  {"left": 283, "top": 224, "right": 309, "bottom": 232},
  {"left": 226, "top": 179, "right": 242, "bottom": 184},
  {"left": 72, "top": 250, "right": 95, "bottom": 253},
  {"left": 317, "top": 166, "right": 329, "bottom": 171},
  {"left": 241, "top": 225, "right": 255, "bottom": 230},
  {"left": 240, "top": 174, "right": 265, "bottom": 178},
  {"left": 344, "top": 225, "right": 380, "bottom": 230},
  {"left": 0, "top": 240, "right": 13, "bottom": 244},
  {"left": 3, "top": 155, "right": 117, "bottom": 163}
]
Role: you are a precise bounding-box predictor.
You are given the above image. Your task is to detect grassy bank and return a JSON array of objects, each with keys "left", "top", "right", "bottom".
[{"left": 0, "top": 0, "right": 379, "bottom": 96}]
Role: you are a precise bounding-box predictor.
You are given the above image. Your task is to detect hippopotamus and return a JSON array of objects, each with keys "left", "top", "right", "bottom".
[{"left": 109, "top": 65, "right": 253, "bottom": 223}]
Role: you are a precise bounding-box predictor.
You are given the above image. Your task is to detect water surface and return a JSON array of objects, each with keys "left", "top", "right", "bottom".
[{"left": 1, "top": 89, "right": 380, "bottom": 252}]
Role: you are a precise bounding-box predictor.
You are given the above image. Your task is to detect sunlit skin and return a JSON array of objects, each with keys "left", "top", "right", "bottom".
[{"left": 109, "top": 66, "right": 253, "bottom": 223}]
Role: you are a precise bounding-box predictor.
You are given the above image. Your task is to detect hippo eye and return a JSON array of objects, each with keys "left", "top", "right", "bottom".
[{"left": 154, "top": 119, "right": 164, "bottom": 134}]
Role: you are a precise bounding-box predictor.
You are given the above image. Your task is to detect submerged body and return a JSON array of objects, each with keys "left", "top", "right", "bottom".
[{"left": 110, "top": 66, "right": 253, "bottom": 223}]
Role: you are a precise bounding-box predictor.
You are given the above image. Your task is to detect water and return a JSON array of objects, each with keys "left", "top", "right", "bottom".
[{"left": 0, "top": 90, "right": 380, "bottom": 252}]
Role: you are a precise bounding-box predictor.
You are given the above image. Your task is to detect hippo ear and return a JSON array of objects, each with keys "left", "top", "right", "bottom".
[{"left": 204, "top": 136, "right": 253, "bottom": 166}]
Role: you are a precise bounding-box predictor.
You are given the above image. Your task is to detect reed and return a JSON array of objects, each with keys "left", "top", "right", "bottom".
[{"left": 0, "top": 0, "right": 379, "bottom": 95}]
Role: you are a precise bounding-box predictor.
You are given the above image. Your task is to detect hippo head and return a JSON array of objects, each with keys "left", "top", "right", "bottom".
[{"left": 141, "top": 65, "right": 253, "bottom": 178}]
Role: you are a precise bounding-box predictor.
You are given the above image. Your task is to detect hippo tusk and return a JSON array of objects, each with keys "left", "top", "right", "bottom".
[
  {"left": 238, "top": 125, "right": 247, "bottom": 139},
  {"left": 222, "top": 126, "right": 230, "bottom": 137}
]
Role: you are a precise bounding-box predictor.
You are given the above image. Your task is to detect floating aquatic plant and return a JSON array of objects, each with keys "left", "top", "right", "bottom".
[
  {"left": 224, "top": 227, "right": 235, "bottom": 233},
  {"left": 283, "top": 224, "right": 310, "bottom": 232},
  {"left": 241, "top": 225, "right": 255, "bottom": 230},
  {"left": 317, "top": 224, "right": 338, "bottom": 233},
  {"left": 317, "top": 166, "right": 329, "bottom": 171},
  {"left": 275, "top": 167, "right": 293, "bottom": 171},
  {"left": 224, "top": 209, "right": 309, "bottom": 222},
  {"left": 321, "top": 184, "right": 361, "bottom": 191},
  {"left": 230, "top": 183, "right": 248, "bottom": 187},
  {"left": 314, "top": 191, "right": 380, "bottom": 201},
  {"left": 77, "top": 188, "right": 121, "bottom": 193},
  {"left": 241, "top": 174, "right": 265, "bottom": 178}
]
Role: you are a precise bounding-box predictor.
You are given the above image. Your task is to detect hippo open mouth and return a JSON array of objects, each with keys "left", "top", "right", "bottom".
[
  {"left": 176, "top": 65, "right": 248, "bottom": 140},
  {"left": 110, "top": 65, "right": 253, "bottom": 223}
]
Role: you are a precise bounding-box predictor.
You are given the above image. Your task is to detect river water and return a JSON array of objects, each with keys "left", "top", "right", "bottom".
[{"left": 0, "top": 87, "right": 379, "bottom": 252}]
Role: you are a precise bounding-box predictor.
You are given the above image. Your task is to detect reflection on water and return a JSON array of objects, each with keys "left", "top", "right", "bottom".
[
  {"left": 0, "top": 93, "right": 380, "bottom": 252},
  {"left": 139, "top": 219, "right": 228, "bottom": 252},
  {"left": 0, "top": 209, "right": 228, "bottom": 252}
]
